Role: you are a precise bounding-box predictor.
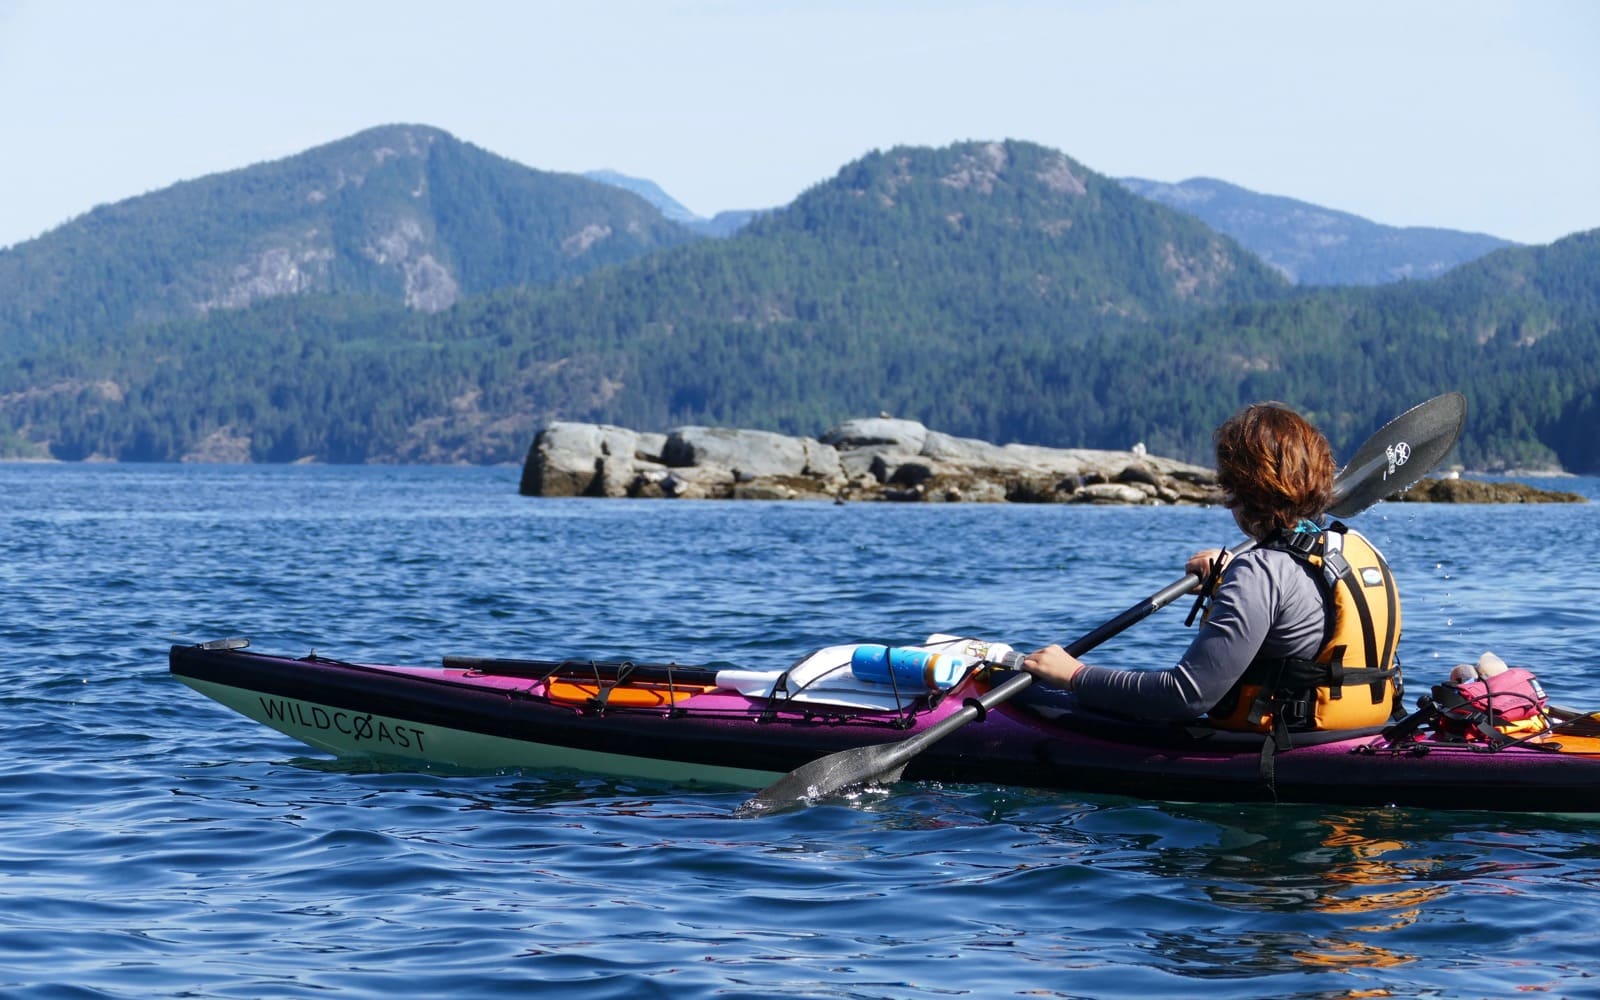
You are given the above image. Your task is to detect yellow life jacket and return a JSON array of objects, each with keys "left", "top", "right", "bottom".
[{"left": 1208, "top": 522, "right": 1402, "bottom": 738}]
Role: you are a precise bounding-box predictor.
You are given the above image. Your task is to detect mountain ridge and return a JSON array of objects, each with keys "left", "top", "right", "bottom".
[
  {"left": 580, "top": 166, "right": 1522, "bottom": 285},
  {"left": 0, "top": 124, "right": 697, "bottom": 354},
  {"left": 1118, "top": 176, "right": 1516, "bottom": 285},
  {"left": 0, "top": 127, "right": 1594, "bottom": 473},
  {"left": 584, "top": 169, "right": 766, "bottom": 237}
]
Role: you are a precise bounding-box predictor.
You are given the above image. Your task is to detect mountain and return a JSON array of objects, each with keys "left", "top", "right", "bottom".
[
  {"left": 0, "top": 125, "right": 699, "bottom": 355},
  {"left": 426, "top": 140, "right": 1295, "bottom": 445},
  {"left": 585, "top": 169, "right": 766, "bottom": 237},
  {"left": 695, "top": 209, "right": 766, "bottom": 238},
  {"left": 1, "top": 133, "right": 1595, "bottom": 474},
  {"left": 583, "top": 170, "right": 703, "bottom": 225},
  {"left": 0, "top": 139, "right": 1291, "bottom": 463},
  {"left": 1118, "top": 177, "right": 1516, "bottom": 286}
]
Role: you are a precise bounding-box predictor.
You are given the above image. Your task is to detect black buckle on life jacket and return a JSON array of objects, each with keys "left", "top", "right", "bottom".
[{"left": 1282, "top": 529, "right": 1320, "bottom": 555}]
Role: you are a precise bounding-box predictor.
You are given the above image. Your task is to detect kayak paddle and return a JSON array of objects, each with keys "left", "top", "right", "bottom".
[{"left": 740, "top": 392, "right": 1467, "bottom": 813}]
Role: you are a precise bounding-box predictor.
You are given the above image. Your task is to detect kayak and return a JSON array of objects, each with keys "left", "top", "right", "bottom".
[{"left": 168, "top": 636, "right": 1600, "bottom": 813}]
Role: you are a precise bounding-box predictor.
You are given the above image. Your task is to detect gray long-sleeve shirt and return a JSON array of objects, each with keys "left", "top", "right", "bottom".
[{"left": 1070, "top": 546, "right": 1329, "bottom": 721}]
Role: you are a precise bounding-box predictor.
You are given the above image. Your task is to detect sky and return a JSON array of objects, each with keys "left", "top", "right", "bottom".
[{"left": 1, "top": 0, "right": 1596, "bottom": 251}]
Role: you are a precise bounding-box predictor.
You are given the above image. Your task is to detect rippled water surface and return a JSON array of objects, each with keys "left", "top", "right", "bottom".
[{"left": 3, "top": 463, "right": 1598, "bottom": 998}]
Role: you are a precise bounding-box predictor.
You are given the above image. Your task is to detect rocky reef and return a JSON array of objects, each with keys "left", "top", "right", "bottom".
[
  {"left": 519, "top": 418, "right": 1221, "bottom": 505},
  {"left": 520, "top": 420, "right": 1589, "bottom": 506},
  {"left": 1392, "top": 477, "right": 1587, "bottom": 504}
]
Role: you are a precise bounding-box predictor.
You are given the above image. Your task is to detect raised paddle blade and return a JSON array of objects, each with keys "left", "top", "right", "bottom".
[
  {"left": 741, "top": 393, "right": 1468, "bottom": 814},
  {"left": 1329, "top": 392, "right": 1466, "bottom": 518}
]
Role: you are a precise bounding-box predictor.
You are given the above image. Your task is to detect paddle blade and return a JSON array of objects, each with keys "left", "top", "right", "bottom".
[
  {"left": 741, "top": 671, "right": 1035, "bottom": 813},
  {"left": 738, "top": 743, "right": 911, "bottom": 815},
  {"left": 1329, "top": 392, "right": 1466, "bottom": 518}
]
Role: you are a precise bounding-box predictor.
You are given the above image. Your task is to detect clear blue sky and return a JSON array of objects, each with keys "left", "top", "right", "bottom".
[{"left": 1, "top": 0, "right": 1595, "bottom": 251}]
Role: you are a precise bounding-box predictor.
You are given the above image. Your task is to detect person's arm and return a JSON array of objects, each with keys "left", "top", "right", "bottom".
[
  {"left": 1023, "top": 547, "right": 1238, "bottom": 690},
  {"left": 1024, "top": 552, "right": 1277, "bottom": 720}
]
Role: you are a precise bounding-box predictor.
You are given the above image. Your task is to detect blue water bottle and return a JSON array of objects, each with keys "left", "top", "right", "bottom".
[{"left": 849, "top": 645, "right": 970, "bottom": 690}]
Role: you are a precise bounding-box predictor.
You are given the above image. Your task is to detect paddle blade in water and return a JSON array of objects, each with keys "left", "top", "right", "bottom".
[{"left": 738, "top": 743, "right": 913, "bottom": 815}]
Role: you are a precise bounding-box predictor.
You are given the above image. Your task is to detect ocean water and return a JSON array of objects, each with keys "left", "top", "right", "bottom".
[{"left": 3, "top": 462, "right": 1598, "bottom": 999}]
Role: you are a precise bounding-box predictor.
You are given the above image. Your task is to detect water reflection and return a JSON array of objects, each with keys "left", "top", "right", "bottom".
[{"left": 1126, "top": 802, "right": 1595, "bottom": 986}]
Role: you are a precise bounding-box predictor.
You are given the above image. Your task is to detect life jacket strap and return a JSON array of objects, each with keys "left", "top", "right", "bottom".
[{"left": 1185, "top": 547, "right": 1229, "bottom": 628}]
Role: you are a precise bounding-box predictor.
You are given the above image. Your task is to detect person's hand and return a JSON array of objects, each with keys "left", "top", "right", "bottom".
[
  {"left": 1023, "top": 644, "right": 1086, "bottom": 691},
  {"left": 1186, "top": 548, "right": 1228, "bottom": 590}
]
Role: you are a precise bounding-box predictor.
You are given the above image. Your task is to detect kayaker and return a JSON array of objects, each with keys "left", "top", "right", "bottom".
[{"left": 1022, "top": 402, "right": 1402, "bottom": 733}]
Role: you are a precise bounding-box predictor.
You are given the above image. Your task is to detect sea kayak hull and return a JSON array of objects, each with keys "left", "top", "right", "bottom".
[{"left": 169, "top": 643, "right": 1600, "bottom": 812}]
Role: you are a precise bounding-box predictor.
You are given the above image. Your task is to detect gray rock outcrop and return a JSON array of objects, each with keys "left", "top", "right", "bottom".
[
  {"left": 518, "top": 422, "right": 664, "bottom": 498},
  {"left": 519, "top": 417, "right": 1222, "bottom": 505}
]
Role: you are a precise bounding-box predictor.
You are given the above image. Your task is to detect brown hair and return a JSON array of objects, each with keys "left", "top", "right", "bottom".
[{"left": 1213, "top": 402, "right": 1335, "bottom": 538}]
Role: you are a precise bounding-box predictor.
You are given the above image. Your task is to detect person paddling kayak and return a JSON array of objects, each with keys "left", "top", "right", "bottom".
[{"left": 1024, "top": 402, "right": 1403, "bottom": 737}]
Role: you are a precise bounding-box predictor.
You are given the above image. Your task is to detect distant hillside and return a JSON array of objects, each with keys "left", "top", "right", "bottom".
[
  {"left": 441, "top": 221, "right": 1599, "bottom": 472},
  {"left": 585, "top": 169, "right": 766, "bottom": 237},
  {"left": 1029, "top": 230, "right": 1600, "bottom": 472},
  {"left": 1, "top": 132, "right": 1596, "bottom": 475},
  {"left": 0, "top": 139, "right": 1291, "bottom": 463},
  {"left": 0, "top": 125, "right": 699, "bottom": 354},
  {"left": 583, "top": 170, "right": 704, "bottom": 224},
  {"left": 695, "top": 209, "right": 766, "bottom": 238},
  {"left": 1119, "top": 176, "right": 1516, "bottom": 286}
]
